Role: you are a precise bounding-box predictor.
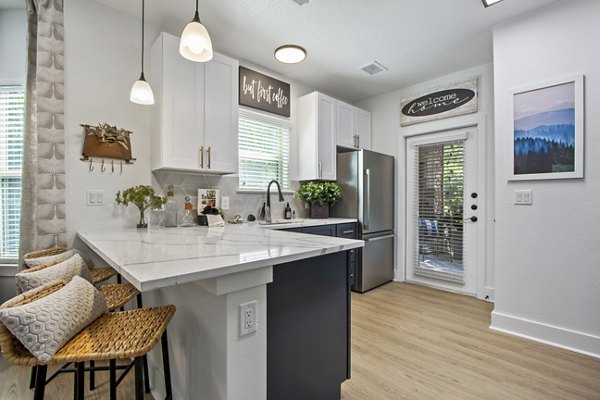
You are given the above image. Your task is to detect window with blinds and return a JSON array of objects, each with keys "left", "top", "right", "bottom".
[
  {"left": 413, "top": 140, "right": 465, "bottom": 283},
  {"left": 0, "top": 85, "right": 25, "bottom": 262},
  {"left": 238, "top": 110, "right": 291, "bottom": 191}
]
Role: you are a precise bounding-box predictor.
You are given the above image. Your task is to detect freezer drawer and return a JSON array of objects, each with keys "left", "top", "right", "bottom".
[{"left": 355, "top": 232, "right": 395, "bottom": 293}]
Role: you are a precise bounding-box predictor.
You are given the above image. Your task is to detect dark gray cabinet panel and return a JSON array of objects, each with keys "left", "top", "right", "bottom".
[
  {"left": 268, "top": 252, "right": 350, "bottom": 400},
  {"left": 336, "top": 223, "right": 358, "bottom": 288}
]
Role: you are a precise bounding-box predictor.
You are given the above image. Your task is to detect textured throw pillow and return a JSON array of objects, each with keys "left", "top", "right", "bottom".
[
  {"left": 0, "top": 276, "right": 108, "bottom": 362},
  {"left": 16, "top": 254, "right": 92, "bottom": 293},
  {"left": 23, "top": 249, "right": 80, "bottom": 269}
]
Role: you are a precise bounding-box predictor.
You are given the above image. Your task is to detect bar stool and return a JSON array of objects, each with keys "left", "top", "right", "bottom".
[{"left": 0, "top": 280, "right": 175, "bottom": 400}]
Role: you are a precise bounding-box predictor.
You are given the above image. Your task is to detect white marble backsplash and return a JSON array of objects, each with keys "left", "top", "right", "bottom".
[{"left": 151, "top": 172, "right": 308, "bottom": 223}]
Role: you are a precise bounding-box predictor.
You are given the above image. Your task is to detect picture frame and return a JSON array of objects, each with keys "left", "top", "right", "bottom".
[
  {"left": 508, "top": 75, "right": 584, "bottom": 181},
  {"left": 198, "top": 189, "right": 220, "bottom": 210}
]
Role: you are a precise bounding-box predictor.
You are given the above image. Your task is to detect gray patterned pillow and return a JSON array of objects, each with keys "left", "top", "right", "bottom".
[
  {"left": 0, "top": 276, "right": 108, "bottom": 362},
  {"left": 16, "top": 254, "right": 92, "bottom": 293},
  {"left": 23, "top": 249, "right": 81, "bottom": 269}
]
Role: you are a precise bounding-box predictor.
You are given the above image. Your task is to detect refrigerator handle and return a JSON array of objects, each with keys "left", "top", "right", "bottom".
[
  {"left": 364, "top": 234, "right": 395, "bottom": 242},
  {"left": 364, "top": 168, "right": 370, "bottom": 231}
]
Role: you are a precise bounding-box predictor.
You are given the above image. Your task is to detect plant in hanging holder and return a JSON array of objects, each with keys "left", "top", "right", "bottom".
[
  {"left": 87, "top": 123, "right": 130, "bottom": 149},
  {"left": 297, "top": 181, "right": 342, "bottom": 219},
  {"left": 115, "top": 185, "right": 166, "bottom": 228}
]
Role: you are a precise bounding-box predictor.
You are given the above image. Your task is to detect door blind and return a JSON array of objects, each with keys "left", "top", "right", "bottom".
[
  {"left": 412, "top": 140, "right": 465, "bottom": 283},
  {"left": 0, "top": 85, "right": 25, "bottom": 261},
  {"left": 238, "top": 109, "right": 291, "bottom": 191}
]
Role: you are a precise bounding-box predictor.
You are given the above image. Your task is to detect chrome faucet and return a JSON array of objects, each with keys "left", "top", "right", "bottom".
[{"left": 265, "top": 180, "right": 284, "bottom": 223}]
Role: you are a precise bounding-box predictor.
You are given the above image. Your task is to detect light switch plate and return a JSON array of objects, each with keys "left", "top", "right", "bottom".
[
  {"left": 514, "top": 190, "right": 532, "bottom": 205},
  {"left": 87, "top": 190, "right": 104, "bottom": 206},
  {"left": 221, "top": 196, "right": 230, "bottom": 210}
]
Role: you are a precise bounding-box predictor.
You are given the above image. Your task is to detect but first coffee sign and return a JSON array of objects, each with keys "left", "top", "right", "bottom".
[{"left": 239, "top": 66, "right": 291, "bottom": 117}]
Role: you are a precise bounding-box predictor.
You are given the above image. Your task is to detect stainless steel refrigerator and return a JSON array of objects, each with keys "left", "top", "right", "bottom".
[{"left": 333, "top": 149, "right": 395, "bottom": 293}]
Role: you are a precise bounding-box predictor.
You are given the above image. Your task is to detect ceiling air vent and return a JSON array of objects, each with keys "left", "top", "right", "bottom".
[
  {"left": 291, "top": 0, "right": 310, "bottom": 5},
  {"left": 361, "top": 61, "right": 389, "bottom": 76}
]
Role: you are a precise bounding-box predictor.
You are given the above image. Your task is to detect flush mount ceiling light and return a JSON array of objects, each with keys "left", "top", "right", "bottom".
[
  {"left": 179, "top": 0, "right": 213, "bottom": 62},
  {"left": 130, "top": 0, "right": 154, "bottom": 105},
  {"left": 482, "top": 0, "right": 504, "bottom": 7},
  {"left": 274, "top": 45, "right": 307, "bottom": 64}
]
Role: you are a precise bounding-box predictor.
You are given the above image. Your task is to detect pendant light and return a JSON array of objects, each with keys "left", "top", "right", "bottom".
[
  {"left": 179, "top": 0, "right": 213, "bottom": 62},
  {"left": 130, "top": 0, "right": 154, "bottom": 105}
]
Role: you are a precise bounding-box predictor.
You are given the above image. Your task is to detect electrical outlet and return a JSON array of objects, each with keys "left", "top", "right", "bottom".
[
  {"left": 221, "top": 196, "right": 230, "bottom": 210},
  {"left": 239, "top": 300, "right": 257, "bottom": 336},
  {"left": 87, "top": 190, "right": 104, "bottom": 206}
]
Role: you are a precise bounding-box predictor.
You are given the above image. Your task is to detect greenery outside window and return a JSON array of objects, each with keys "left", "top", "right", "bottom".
[
  {"left": 238, "top": 109, "right": 291, "bottom": 191},
  {"left": 0, "top": 85, "right": 25, "bottom": 264}
]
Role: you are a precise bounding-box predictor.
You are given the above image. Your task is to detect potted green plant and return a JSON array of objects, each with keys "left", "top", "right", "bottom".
[
  {"left": 115, "top": 185, "right": 167, "bottom": 228},
  {"left": 297, "top": 181, "right": 342, "bottom": 219}
]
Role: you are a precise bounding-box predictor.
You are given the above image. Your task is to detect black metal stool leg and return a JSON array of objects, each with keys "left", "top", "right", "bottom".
[
  {"left": 33, "top": 364, "right": 47, "bottom": 400},
  {"left": 89, "top": 360, "right": 95, "bottom": 390},
  {"left": 134, "top": 357, "right": 144, "bottom": 400},
  {"left": 76, "top": 362, "right": 85, "bottom": 400},
  {"left": 29, "top": 365, "right": 37, "bottom": 389},
  {"left": 136, "top": 293, "right": 151, "bottom": 394},
  {"left": 161, "top": 330, "right": 172, "bottom": 400},
  {"left": 73, "top": 365, "right": 78, "bottom": 400},
  {"left": 109, "top": 359, "right": 117, "bottom": 400}
]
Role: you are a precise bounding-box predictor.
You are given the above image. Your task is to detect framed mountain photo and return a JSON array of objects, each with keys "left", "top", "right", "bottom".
[{"left": 509, "top": 75, "right": 584, "bottom": 180}]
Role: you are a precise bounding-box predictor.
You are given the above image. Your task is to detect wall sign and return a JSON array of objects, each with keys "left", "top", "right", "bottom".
[
  {"left": 400, "top": 77, "right": 478, "bottom": 126},
  {"left": 239, "top": 66, "right": 291, "bottom": 117}
]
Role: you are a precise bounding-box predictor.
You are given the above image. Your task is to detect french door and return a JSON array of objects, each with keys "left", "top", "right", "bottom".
[{"left": 405, "top": 128, "right": 479, "bottom": 295}]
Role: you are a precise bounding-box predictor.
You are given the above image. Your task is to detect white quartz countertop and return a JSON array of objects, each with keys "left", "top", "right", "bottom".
[{"left": 78, "top": 223, "right": 363, "bottom": 292}]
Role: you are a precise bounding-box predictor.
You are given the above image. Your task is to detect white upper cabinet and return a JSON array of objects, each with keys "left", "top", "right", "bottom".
[
  {"left": 298, "top": 92, "right": 337, "bottom": 181},
  {"left": 336, "top": 100, "right": 372, "bottom": 150},
  {"left": 150, "top": 32, "right": 239, "bottom": 174}
]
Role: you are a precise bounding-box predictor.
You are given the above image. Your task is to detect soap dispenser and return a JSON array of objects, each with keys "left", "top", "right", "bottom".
[{"left": 284, "top": 202, "right": 292, "bottom": 220}]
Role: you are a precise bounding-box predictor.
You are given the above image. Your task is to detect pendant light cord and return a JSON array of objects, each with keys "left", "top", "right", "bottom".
[{"left": 141, "top": 0, "right": 146, "bottom": 76}]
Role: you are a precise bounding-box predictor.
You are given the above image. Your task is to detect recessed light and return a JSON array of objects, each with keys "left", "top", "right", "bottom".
[
  {"left": 274, "top": 45, "right": 307, "bottom": 64},
  {"left": 482, "top": 0, "right": 504, "bottom": 7}
]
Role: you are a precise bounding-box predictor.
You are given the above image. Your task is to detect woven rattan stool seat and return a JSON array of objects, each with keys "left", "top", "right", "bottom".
[
  {"left": 98, "top": 283, "right": 139, "bottom": 311},
  {"left": 90, "top": 267, "right": 118, "bottom": 285}
]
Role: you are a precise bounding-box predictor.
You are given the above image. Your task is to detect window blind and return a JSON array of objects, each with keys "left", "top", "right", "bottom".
[
  {"left": 0, "top": 85, "right": 25, "bottom": 261},
  {"left": 238, "top": 110, "right": 291, "bottom": 191},
  {"left": 412, "top": 140, "right": 465, "bottom": 283}
]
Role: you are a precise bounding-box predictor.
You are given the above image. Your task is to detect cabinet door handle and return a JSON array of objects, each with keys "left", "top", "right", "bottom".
[
  {"left": 200, "top": 146, "right": 204, "bottom": 169},
  {"left": 356, "top": 135, "right": 360, "bottom": 148},
  {"left": 342, "top": 229, "right": 354, "bottom": 235},
  {"left": 353, "top": 134, "right": 358, "bottom": 148},
  {"left": 318, "top": 162, "right": 322, "bottom": 178},
  {"left": 207, "top": 146, "right": 211, "bottom": 169}
]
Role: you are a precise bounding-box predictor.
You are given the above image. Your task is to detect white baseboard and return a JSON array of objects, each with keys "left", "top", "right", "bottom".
[{"left": 491, "top": 311, "right": 600, "bottom": 359}]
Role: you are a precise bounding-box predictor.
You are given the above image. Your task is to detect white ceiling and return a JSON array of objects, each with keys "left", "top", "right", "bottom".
[{"left": 100, "top": 0, "right": 560, "bottom": 102}]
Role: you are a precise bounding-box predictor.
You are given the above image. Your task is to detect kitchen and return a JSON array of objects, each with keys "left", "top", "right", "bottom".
[{"left": 1, "top": 0, "right": 600, "bottom": 399}]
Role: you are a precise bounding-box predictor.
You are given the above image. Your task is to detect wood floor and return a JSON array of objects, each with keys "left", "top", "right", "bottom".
[
  {"left": 341, "top": 282, "right": 600, "bottom": 400},
  {"left": 1, "top": 282, "right": 599, "bottom": 399}
]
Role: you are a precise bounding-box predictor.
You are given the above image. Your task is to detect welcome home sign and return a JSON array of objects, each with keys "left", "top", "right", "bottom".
[
  {"left": 239, "top": 67, "right": 291, "bottom": 117},
  {"left": 400, "top": 77, "right": 478, "bottom": 126}
]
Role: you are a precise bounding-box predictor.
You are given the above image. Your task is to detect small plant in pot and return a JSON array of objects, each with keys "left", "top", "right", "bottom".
[
  {"left": 115, "top": 185, "right": 167, "bottom": 228},
  {"left": 297, "top": 181, "right": 342, "bottom": 219}
]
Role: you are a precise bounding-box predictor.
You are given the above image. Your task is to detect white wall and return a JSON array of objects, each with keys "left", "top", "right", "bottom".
[
  {"left": 491, "top": 0, "right": 600, "bottom": 357},
  {"left": 0, "top": 8, "right": 26, "bottom": 85},
  {"left": 357, "top": 63, "right": 495, "bottom": 300},
  {"left": 64, "top": 0, "right": 158, "bottom": 245}
]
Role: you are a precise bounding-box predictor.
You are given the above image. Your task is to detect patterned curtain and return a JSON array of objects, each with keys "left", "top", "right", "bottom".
[{"left": 20, "top": 0, "right": 66, "bottom": 264}]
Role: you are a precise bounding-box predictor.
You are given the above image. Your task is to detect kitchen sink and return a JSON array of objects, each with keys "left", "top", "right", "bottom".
[{"left": 259, "top": 219, "right": 304, "bottom": 225}]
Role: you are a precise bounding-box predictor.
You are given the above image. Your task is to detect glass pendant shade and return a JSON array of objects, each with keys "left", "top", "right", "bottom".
[
  {"left": 179, "top": 15, "right": 213, "bottom": 62},
  {"left": 130, "top": 74, "right": 155, "bottom": 105}
]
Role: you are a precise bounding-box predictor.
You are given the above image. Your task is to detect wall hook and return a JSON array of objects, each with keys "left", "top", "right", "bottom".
[
  {"left": 101, "top": 159, "right": 106, "bottom": 172},
  {"left": 111, "top": 159, "right": 115, "bottom": 174},
  {"left": 89, "top": 158, "right": 94, "bottom": 171}
]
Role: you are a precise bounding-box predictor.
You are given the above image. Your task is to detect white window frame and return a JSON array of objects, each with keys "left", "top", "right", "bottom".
[
  {"left": 0, "top": 84, "right": 25, "bottom": 268},
  {"left": 237, "top": 107, "right": 293, "bottom": 193}
]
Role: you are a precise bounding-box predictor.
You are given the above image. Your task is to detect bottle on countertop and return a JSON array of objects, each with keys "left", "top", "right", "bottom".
[
  {"left": 179, "top": 195, "right": 196, "bottom": 227},
  {"left": 284, "top": 202, "right": 292, "bottom": 220},
  {"left": 164, "top": 185, "right": 178, "bottom": 227}
]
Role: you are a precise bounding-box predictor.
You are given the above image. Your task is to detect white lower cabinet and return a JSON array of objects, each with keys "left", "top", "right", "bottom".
[{"left": 150, "top": 32, "right": 239, "bottom": 174}]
